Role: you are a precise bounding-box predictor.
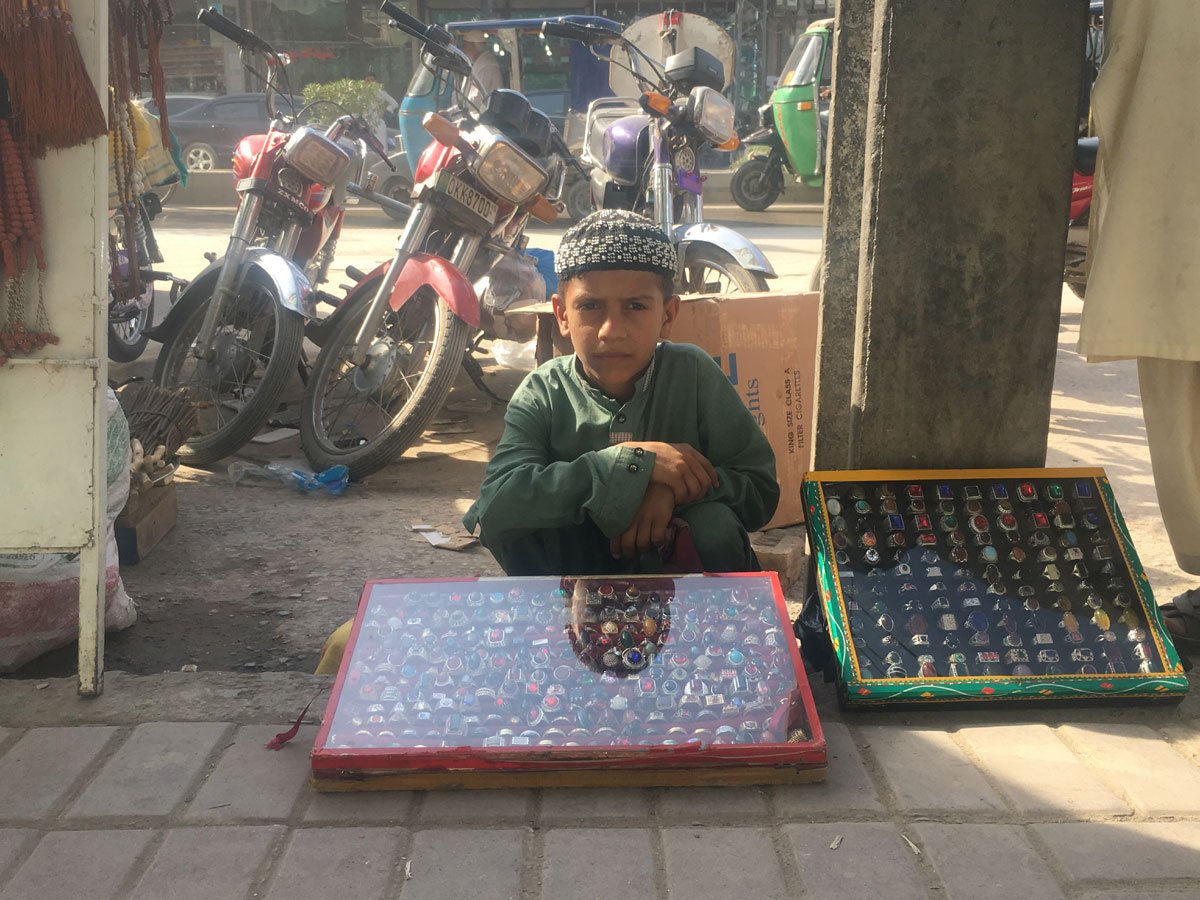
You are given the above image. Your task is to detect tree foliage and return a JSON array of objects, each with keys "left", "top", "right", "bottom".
[{"left": 301, "top": 79, "right": 388, "bottom": 126}]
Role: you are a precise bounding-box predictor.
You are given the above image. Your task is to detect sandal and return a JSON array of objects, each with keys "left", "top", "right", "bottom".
[{"left": 1160, "top": 588, "right": 1200, "bottom": 653}]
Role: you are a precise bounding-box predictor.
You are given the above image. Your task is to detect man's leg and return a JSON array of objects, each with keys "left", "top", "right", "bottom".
[
  {"left": 1138, "top": 357, "right": 1200, "bottom": 652},
  {"left": 1138, "top": 357, "right": 1200, "bottom": 575},
  {"left": 674, "top": 502, "right": 759, "bottom": 572}
]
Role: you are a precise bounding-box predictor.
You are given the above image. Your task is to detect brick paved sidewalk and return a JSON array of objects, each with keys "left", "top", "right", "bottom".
[{"left": 1, "top": 672, "right": 1198, "bottom": 900}]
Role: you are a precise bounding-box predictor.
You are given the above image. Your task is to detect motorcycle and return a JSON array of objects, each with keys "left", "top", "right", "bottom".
[
  {"left": 544, "top": 18, "right": 776, "bottom": 293},
  {"left": 730, "top": 104, "right": 788, "bottom": 213},
  {"left": 150, "top": 7, "right": 393, "bottom": 467},
  {"left": 108, "top": 191, "right": 185, "bottom": 362},
  {"left": 1064, "top": 136, "right": 1097, "bottom": 299},
  {"left": 732, "top": 18, "right": 833, "bottom": 212},
  {"left": 297, "top": 1, "right": 573, "bottom": 479}
]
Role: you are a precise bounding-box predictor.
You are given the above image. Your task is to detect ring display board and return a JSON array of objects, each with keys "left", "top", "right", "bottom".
[
  {"left": 802, "top": 469, "right": 1188, "bottom": 708},
  {"left": 312, "top": 573, "right": 826, "bottom": 790}
]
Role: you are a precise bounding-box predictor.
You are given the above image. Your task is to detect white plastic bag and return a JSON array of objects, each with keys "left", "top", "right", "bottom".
[{"left": 491, "top": 338, "right": 538, "bottom": 371}]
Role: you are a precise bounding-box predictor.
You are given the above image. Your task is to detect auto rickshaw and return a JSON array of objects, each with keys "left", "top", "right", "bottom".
[
  {"left": 368, "top": 15, "right": 619, "bottom": 221},
  {"left": 731, "top": 19, "right": 832, "bottom": 211}
]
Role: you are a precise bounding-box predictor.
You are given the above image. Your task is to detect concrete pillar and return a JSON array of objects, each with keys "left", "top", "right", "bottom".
[
  {"left": 809, "top": 0, "right": 875, "bottom": 470},
  {"left": 844, "top": 0, "right": 1088, "bottom": 469}
]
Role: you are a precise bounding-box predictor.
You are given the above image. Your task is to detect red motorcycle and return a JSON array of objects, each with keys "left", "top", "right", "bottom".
[
  {"left": 1064, "top": 136, "right": 1097, "bottom": 299},
  {"left": 152, "top": 7, "right": 393, "bottom": 465},
  {"left": 297, "top": 2, "right": 574, "bottom": 479}
]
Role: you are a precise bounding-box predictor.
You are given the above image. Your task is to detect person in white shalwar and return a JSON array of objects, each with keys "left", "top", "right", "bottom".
[{"left": 1078, "top": 1, "right": 1200, "bottom": 655}]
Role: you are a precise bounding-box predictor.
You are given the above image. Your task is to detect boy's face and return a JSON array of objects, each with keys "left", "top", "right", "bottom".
[{"left": 552, "top": 269, "right": 680, "bottom": 400}]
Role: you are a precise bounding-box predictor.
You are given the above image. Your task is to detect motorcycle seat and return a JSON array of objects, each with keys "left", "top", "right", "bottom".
[{"left": 1075, "top": 137, "right": 1099, "bottom": 176}]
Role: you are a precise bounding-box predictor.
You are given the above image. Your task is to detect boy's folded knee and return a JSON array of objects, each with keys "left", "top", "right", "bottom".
[{"left": 677, "top": 502, "right": 754, "bottom": 572}]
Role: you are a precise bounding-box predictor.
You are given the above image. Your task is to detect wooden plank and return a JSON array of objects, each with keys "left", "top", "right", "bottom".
[{"left": 311, "top": 762, "right": 827, "bottom": 792}]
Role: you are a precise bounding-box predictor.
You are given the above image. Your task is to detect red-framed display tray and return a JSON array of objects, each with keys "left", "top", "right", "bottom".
[{"left": 311, "top": 574, "right": 826, "bottom": 790}]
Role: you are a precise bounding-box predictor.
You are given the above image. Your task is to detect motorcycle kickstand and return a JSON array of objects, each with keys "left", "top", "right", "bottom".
[
  {"left": 297, "top": 349, "right": 310, "bottom": 387},
  {"left": 461, "top": 348, "right": 510, "bottom": 405}
]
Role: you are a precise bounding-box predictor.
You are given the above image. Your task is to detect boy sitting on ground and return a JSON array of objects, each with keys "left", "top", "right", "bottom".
[{"left": 463, "top": 209, "right": 779, "bottom": 575}]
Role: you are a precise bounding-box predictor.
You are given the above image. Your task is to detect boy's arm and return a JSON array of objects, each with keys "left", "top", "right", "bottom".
[
  {"left": 686, "top": 353, "right": 781, "bottom": 531},
  {"left": 464, "top": 384, "right": 656, "bottom": 542}
]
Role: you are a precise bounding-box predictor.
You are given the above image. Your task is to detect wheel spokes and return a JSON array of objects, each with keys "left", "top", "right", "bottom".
[{"left": 314, "top": 298, "right": 440, "bottom": 450}]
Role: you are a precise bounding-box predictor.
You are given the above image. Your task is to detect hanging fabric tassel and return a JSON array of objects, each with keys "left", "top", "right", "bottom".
[{"left": 0, "top": 0, "right": 107, "bottom": 157}]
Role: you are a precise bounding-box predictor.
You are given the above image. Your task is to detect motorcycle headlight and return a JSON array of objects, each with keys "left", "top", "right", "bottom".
[
  {"left": 282, "top": 127, "right": 350, "bottom": 185},
  {"left": 687, "top": 86, "right": 735, "bottom": 146},
  {"left": 474, "top": 136, "right": 547, "bottom": 205}
]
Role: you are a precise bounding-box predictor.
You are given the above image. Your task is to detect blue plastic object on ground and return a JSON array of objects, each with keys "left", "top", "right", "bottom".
[{"left": 228, "top": 461, "right": 350, "bottom": 495}]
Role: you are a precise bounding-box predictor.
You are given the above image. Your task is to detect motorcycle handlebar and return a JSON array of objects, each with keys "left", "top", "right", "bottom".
[
  {"left": 542, "top": 20, "right": 621, "bottom": 45},
  {"left": 197, "top": 7, "right": 272, "bottom": 54},
  {"left": 378, "top": 1, "right": 450, "bottom": 48}
]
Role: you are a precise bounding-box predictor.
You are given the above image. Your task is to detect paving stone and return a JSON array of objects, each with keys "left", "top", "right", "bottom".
[
  {"left": 69, "top": 723, "right": 228, "bottom": 818},
  {"left": 401, "top": 829, "right": 523, "bottom": 900},
  {"left": 662, "top": 827, "right": 789, "bottom": 900},
  {"left": 1058, "top": 724, "right": 1200, "bottom": 815},
  {"left": 784, "top": 823, "right": 926, "bottom": 899},
  {"left": 914, "top": 824, "right": 1064, "bottom": 900},
  {"left": 131, "top": 826, "right": 282, "bottom": 900},
  {"left": 542, "top": 829, "right": 654, "bottom": 900},
  {"left": 858, "top": 726, "right": 1006, "bottom": 813},
  {"left": 774, "top": 721, "right": 883, "bottom": 814},
  {"left": 303, "top": 787, "right": 415, "bottom": 823},
  {"left": 0, "top": 726, "right": 119, "bottom": 820},
  {"left": 540, "top": 788, "right": 653, "bottom": 823},
  {"left": 957, "top": 724, "right": 1129, "bottom": 816},
  {"left": 1032, "top": 822, "right": 1200, "bottom": 883},
  {"left": 265, "top": 827, "right": 404, "bottom": 900},
  {"left": 658, "top": 786, "right": 770, "bottom": 820},
  {"left": 1163, "top": 726, "right": 1200, "bottom": 768},
  {"left": 185, "top": 725, "right": 314, "bottom": 822},
  {"left": 0, "top": 830, "right": 34, "bottom": 881},
  {"left": 419, "top": 789, "right": 532, "bottom": 823},
  {"left": 1080, "top": 892, "right": 1200, "bottom": 900},
  {"left": 0, "top": 830, "right": 154, "bottom": 900}
]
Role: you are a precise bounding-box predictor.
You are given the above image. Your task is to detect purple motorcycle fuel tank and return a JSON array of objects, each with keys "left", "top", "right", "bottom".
[{"left": 602, "top": 114, "right": 652, "bottom": 187}]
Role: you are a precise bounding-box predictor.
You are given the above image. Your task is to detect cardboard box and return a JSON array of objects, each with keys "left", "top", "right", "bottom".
[
  {"left": 669, "top": 292, "right": 819, "bottom": 529},
  {"left": 115, "top": 481, "right": 177, "bottom": 565}
]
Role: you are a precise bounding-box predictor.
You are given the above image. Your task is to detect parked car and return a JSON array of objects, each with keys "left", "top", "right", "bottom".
[
  {"left": 169, "top": 93, "right": 278, "bottom": 171},
  {"left": 141, "top": 92, "right": 216, "bottom": 120}
]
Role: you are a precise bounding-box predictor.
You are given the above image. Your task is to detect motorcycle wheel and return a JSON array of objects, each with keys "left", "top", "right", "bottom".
[
  {"left": 730, "top": 156, "right": 783, "bottom": 212},
  {"left": 565, "top": 177, "right": 592, "bottom": 223},
  {"left": 300, "top": 286, "right": 472, "bottom": 480},
  {"left": 679, "top": 245, "right": 770, "bottom": 295},
  {"left": 380, "top": 178, "right": 413, "bottom": 223},
  {"left": 152, "top": 270, "right": 305, "bottom": 466},
  {"left": 107, "top": 297, "right": 153, "bottom": 363}
]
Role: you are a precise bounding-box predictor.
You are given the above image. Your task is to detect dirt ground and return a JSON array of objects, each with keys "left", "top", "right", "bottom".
[
  {"left": 15, "top": 357, "right": 524, "bottom": 679},
  {"left": 10, "top": 282, "right": 1193, "bottom": 683}
]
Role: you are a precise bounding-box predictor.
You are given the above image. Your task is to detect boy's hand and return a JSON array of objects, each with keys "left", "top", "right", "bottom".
[
  {"left": 620, "top": 441, "right": 719, "bottom": 505},
  {"left": 611, "top": 483, "right": 675, "bottom": 559}
]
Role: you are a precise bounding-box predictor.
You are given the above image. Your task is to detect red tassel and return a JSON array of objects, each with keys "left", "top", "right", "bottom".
[{"left": 265, "top": 686, "right": 326, "bottom": 751}]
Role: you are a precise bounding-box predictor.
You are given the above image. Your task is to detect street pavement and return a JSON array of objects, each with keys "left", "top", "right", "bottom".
[{"left": 0, "top": 207, "right": 1196, "bottom": 899}]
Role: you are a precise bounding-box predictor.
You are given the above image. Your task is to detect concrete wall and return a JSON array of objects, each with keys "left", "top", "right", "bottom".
[{"left": 832, "top": 0, "right": 1088, "bottom": 470}]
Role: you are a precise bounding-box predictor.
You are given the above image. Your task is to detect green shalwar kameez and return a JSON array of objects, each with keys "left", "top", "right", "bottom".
[{"left": 463, "top": 342, "right": 780, "bottom": 575}]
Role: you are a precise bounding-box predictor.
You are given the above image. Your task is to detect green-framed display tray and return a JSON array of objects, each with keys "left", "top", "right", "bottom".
[{"left": 802, "top": 468, "right": 1189, "bottom": 708}]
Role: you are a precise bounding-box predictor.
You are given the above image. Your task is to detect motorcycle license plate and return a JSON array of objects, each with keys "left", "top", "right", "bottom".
[{"left": 436, "top": 173, "right": 498, "bottom": 224}]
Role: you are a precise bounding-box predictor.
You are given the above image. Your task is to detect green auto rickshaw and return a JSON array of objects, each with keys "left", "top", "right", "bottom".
[{"left": 731, "top": 19, "right": 832, "bottom": 211}]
